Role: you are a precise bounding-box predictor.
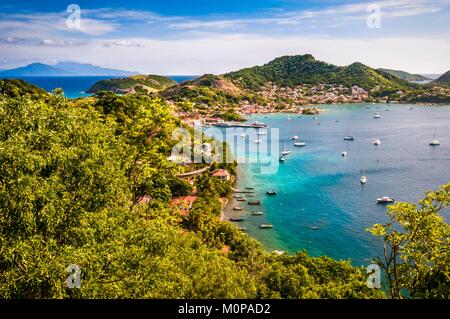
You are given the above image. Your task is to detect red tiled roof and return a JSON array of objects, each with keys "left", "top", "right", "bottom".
[
  {"left": 170, "top": 196, "right": 197, "bottom": 216},
  {"left": 211, "top": 169, "right": 230, "bottom": 177}
]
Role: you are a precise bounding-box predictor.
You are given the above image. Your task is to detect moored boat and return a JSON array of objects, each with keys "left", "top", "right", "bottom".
[
  {"left": 294, "top": 142, "right": 306, "bottom": 147},
  {"left": 252, "top": 212, "right": 264, "bottom": 216},
  {"left": 248, "top": 201, "right": 261, "bottom": 206},
  {"left": 266, "top": 190, "right": 277, "bottom": 195},
  {"left": 360, "top": 175, "right": 367, "bottom": 184},
  {"left": 230, "top": 217, "right": 245, "bottom": 222},
  {"left": 259, "top": 224, "right": 273, "bottom": 229},
  {"left": 429, "top": 128, "right": 440, "bottom": 146},
  {"left": 377, "top": 196, "right": 395, "bottom": 204}
]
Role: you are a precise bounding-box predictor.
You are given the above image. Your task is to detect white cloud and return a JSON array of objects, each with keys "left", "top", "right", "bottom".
[
  {"left": 1, "top": 34, "right": 449, "bottom": 74},
  {"left": 166, "top": 0, "right": 450, "bottom": 30}
]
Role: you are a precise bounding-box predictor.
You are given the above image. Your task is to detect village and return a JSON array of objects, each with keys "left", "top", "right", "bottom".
[{"left": 168, "top": 83, "right": 397, "bottom": 127}]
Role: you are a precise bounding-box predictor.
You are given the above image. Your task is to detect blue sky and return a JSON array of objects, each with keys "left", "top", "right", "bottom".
[{"left": 1, "top": 0, "right": 449, "bottom": 74}]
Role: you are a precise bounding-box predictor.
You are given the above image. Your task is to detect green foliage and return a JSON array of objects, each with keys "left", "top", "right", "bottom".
[
  {"left": 225, "top": 54, "right": 414, "bottom": 91},
  {"left": 377, "top": 68, "right": 430, "bottom": 82},
  {"left": 0, "top": 84, "right": 385, "bottom": 299},
  {"left": 87, "top": 75, "right": 176, "bottom": 94},
  {"left": 368, "top": 183, "right": 450, "bottom": 299},
  {"left": 0, "top": 79, "right": 47, "bottom": 98}
]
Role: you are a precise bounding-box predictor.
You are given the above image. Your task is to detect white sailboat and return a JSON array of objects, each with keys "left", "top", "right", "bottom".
[{"left": 429, "top": 128, "right": 440, "bottom": 146}]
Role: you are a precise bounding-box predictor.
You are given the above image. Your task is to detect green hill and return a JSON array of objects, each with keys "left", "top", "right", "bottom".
[
  {"left": 87, "top": 75, "right": 176, "bottom": 94},
  {"left": 0, "top": 79, "right": 47, "bottom": 98},
  {"left": 377, "top": 68, "right": 430, "bottom": 82},
  {"left": 164, "top": 74, "right": 242, "bottom": 97},
  {"left": 162, "top": 74, "right": 264, "bottom": 109},
  {"left": 433, "top": 70, "right": 450, "bottom": 86},
  {"left": 225, "top": 54, "right": 414, "bottom": 91}
]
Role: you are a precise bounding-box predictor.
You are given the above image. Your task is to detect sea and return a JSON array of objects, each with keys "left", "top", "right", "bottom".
[
  {"left": 7, "top": 75, "right": 198, "bottom": 98},
  {"left": 220, "top": 104, "right": 450, "bottom": 266}
]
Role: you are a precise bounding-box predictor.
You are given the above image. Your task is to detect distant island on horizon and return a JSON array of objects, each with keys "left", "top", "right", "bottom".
[{"left": 0, "top": 61, "right": 138, "bottom": 77}]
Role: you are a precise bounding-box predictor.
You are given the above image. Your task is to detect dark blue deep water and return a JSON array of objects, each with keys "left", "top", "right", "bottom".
[
  {"left": 5, "top": 75, "right": 197, "bottom": 98},
  {"left": 223, "top": 104, "right": 450, "bottom": 266}
]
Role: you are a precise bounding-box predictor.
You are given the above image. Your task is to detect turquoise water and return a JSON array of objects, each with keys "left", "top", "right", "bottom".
[
  {"left": 4, "top": 75, "right": 197, "bottom": 98},
  {"left": 224, "top": 104, "right": 450, "bottom": 266}
]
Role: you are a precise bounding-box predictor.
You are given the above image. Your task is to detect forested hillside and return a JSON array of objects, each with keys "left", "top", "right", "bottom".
[
  {"left": 0, "top": 88, "right": 381, "bottom": 299},
  {"left": 225, "top": 54, "right": 413, "bottom": 91}
]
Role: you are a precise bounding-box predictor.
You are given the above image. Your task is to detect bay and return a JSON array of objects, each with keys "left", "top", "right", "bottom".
[{"left": 223, "top": 104, "right": 450, "bottom": 266}]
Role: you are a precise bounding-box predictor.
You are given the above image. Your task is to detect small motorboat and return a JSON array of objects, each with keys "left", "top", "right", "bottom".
[
  {"left": 291, "top": 136, "right": 300, "bottom": 140},
  {"left": 248, "top": 201, "right": 261, "bottom": 206},
  {"left": 230, "top": 217, "right": 245, "bottom": 222},
  {"left": 279, "top": 156, "right": 286, "bottom": 162},
  {"left": 312, "top": 226, "right": 319, "bottom": 231},
  {"left": 344, "top": 136, "right": 354, "bottom": 141},
  {"left": 233, "top": 206, "right": 243, "bottom": 211},
  {"left": 237, "top": 227, "right": 247, "bottom": 231},
  {"left": 281, "top": 149, "right": 291, "bottom": 156},
  {"left": 259, "top": 224, "right": 273, "bottom": 229},
  {"left": 294, "top": 142, "right": 306, "bottom": 147},
  {"left": 254, "top": 139, "right": 261, "bottom": 144},
  {"left": 377, "top": 197, "right": 395, "bottom": 204},
  {"left": 373, "top": 139, "right": 381, "bottom": 146},
  {"left": 342, "top": 151, "right": 348, "bottom": 157},
  {"left": 237, "top": 197, "right": 246, "bottom": 202},
  {"left": 252, "top": 212, "right": 264, "bottom": 216},
  {"left": 266, "top": 190, "right": 277, "bottom": 195},
  {"left": 374, "top": 114, "right": 381, "bottom": 119}
]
